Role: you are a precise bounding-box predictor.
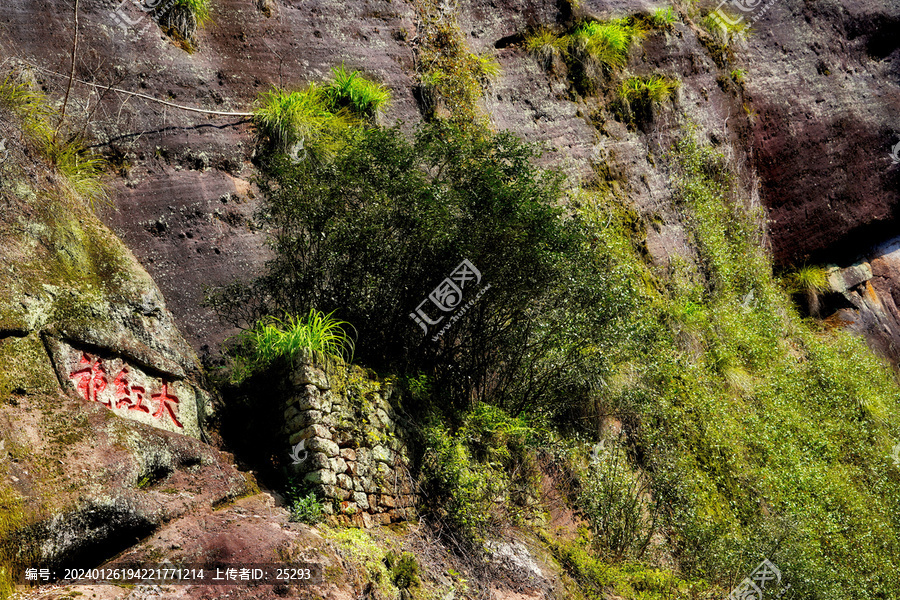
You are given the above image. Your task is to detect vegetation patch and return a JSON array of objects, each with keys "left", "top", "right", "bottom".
[
  {"left": 0, "top": 74, "right": 108, "bottom": 207},
  {"left": 412, "top": 0, "right": 500, "bottom": 126},
  {"left": 227, "top": 309, "right": 355, "bottom": 383},
  {"left": 155, "top": 0, "right": 213, "bottom": 51}
]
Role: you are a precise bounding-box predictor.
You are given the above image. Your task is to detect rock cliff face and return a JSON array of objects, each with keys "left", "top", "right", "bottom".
[
  {"left": 2, "top": 0, "right": 900, "bottom": 596},
  {"left": 0, "top": 0, "right": 895, "bottom": 358},
  {"left": 0, "top": 107, "right": 250, "bottom": 578}
]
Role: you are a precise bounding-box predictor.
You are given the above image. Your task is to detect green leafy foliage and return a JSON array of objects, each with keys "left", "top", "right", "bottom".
[
  {"left": 289, "top": 493, "right": 325, "bottom": 524},
  {"left": 578, "top": 440, "right": 658, "bottom": 562},
  {"left": 214, "top": 123, "right": 597, "bottom": 410},
  {"left": 384, "top": 551, "right": 420, "bottom": 589},
  {"left": 549, "top": 533, "right": 706, "bottom": 600},
  {"left": 219, "top": 113, "right": 900, "bottom": 597},
  {"left": 284, "top": 478, "right": 325, "bottom": 524},
  {"left": 419, "top": 404, "right": 538, "bottom": 545},
  {"left": 570, "top": 130, "right": 900, "bottom": 597}
]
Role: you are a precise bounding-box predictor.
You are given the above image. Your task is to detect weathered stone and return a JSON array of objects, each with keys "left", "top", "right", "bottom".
[
  {"left": 295, "top": 385, "right": 328, "bottom": 411},
  {"left": 380, "top": 494, "right": 396, "bottom": 509},
  {"left": 304, "top": 469, "right": 336, "bottom": 486},
  {"left": 284, "top": 404, "right": 300, "bottom": 421},
  {"left": 336, "top": 473, "right": 353, "bottom": 490},
  {"left": 346, "top": 461, "right": 358, "bottom": 476},
  {"left": 330, "top": 457, "right": 348, "bottom": 474},
  {"left": 372, "top": 445, "right": 391, "bottom": 464},
  {"left": 826, "top": 261, "right": 873, "bottom": 293},
  {"left": 361, "top": 477, "right": 378, "bottom": 494},
  {"left": 376, "top": 462, "right": 393, "bottom": 480},
  {"left": 354, "top": 492, "right": 370, "bottom": 510},
  {"left": 307, "top": 437, "right": 340, "bottom": 457},
  {"left": 340, "top": 448, "right": 357, "bottom": 462},
  {"left": 333, "top": 429, "right": 356, "bottom": 447},
  {"left": 309, "top": 452, "right": 331, "bottom": 470},
  {"left": 291, "top": 363, "right": 330, "bottom": 390},
  {"left": 356, "top": 448, "right": 373, "bottom": 468},
  {"left": 331, "top": 486, "right": 351, "bottom": 501}
]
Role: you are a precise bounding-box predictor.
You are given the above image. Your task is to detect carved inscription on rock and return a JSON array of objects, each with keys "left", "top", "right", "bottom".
[{"left": 51, "top": 341, "right": 200, "bottom": 438}]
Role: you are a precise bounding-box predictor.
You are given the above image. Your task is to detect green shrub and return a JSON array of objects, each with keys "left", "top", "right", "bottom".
[
  {"left": 420, "top": 421, "right": 507, "bottom": 545},
  {"left": 578, "top": 440, "right": 658, "bottom": 561},
  {"left": 290, "top": 492, "right": 325, "bottom": 524},
  {"left": 419, "top": 404, "right": 540, "bottom": 545},
  {"left": 322, "top": 65, "right": 391, "bottom": 119},
  {"left": 212, "top": 123, "right": 597, "bottom": 411},
  {"left": 384, "top": 551, "right": 420, "bottom": 589}
]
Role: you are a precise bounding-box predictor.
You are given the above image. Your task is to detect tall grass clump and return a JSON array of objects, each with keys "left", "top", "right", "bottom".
[
  {"left": 619, "top": 75, "right": 678, "bottom": 104},
  {"left": 253, "top": 85, "right": 349, "bottom": 155},
  {"left": 322, "top": 64, "right": 391, "bottom": 119},
  {"left": 701, "top": 10, "right": 751, "bottom": 46},
  {"left": 784, "top": 264, "right": 829, "bottom": 316},
  {"left": 525, "top": 28, "right": 566, "bottom": 69},
  {"left": 0, "top": 74, "right": 108, "bottom": 206},
  {"left": 232, "top": 309, "right": 355, "bottom": 379}
]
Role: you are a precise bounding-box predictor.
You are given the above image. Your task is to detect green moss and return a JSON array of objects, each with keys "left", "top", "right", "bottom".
[
  {"left": 0, "top": 335, "right": 59, "bottom": 403},
  {"left": 322, "top": 527, "right": 400, "bottom": 599}
]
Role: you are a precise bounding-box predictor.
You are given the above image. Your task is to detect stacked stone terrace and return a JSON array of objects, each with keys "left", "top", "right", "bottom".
[{"left": 284, "top": 359, "right": 416, "bottom": 527}]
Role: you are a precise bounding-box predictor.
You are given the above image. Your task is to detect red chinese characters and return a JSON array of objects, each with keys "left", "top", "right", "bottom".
[
  {"left": 69, "top": 354, "right": 109, "bottom": 406},
  {"left": 151, "top": 382, "right": 182, "bottom": 429},
  {"left": 68, "top": 353, "right": 183, "bottom": 429}
]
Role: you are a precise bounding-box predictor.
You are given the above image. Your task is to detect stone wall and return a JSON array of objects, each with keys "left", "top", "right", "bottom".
[{"left": 283, "top": 359, "right": 416, "bottom": 527}]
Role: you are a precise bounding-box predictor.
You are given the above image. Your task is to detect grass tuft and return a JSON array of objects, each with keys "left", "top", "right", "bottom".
[
  {"left": 649, "top": 6, "right": 678, "bottom": 28},
  {"left": 619, "top": 74, "right": 679, "bottom": 104},
  {"left": 0, "top": 74, "right": 109, "bottom": 207},
  {"left": 569, "top": 19, "right": 644, "bottom": 73},
  {"left": 322, "top": 64, "right": 391, "bottom": 119},
  {"left": 701, "top": 10, "right": 751, "bottom": 46},
  {"left": 253, "top": 85, "right": 346, "bottom": 153},
  {"left": 235, "top": 309, "right": 356, "bottom": 372}
]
